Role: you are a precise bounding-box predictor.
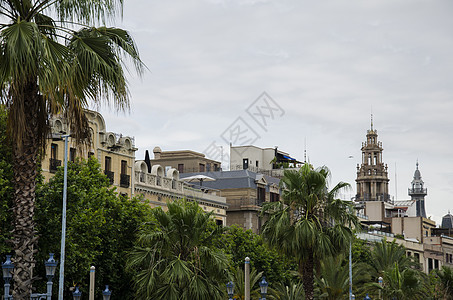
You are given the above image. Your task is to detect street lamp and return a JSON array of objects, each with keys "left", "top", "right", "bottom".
[
  {"left": 364, "top": 293, "right": 372, "bottom": 300},
  {"left": 226, "top": 281, "right": 234, "bottom": 300},
  {"left": 72, "top": 287, "right": 82, "bottom": 300},
  {"left": 351, "top": 294, "right": 355, "bottom": 300},
  {"left": 30, "top": 253, "right": 58, "bottom": 300},
  {"left": 2, "top": 255, "right": 14, "bottom": 300},
  {"left": 102, "top": 285, "right": 112, "bottom": 300},
  {"left": 259, "top": 277, "right": 268, "bottom": 300}
]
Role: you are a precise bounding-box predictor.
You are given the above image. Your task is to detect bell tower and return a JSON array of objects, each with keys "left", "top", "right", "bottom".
[
  {"left": 408, "top": 161, "right": 427, "bottom": 218},
  {"left": 355, "top": 116, "right": 390, "bottom": 202}
]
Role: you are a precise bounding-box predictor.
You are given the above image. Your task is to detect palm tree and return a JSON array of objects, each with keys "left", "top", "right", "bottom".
[
  {"left": 229, "top": 266, "right": 263, "bottom": 300},
  {"left": 0, "top": 0, "right": 143, "bottom": 297},
  {"left": 371, "top": 262, "right": 428, "bottom": 300},
  {"left": 314, "top": 255, "right": 371, "bottom": 300},
  {"left": 368, "top": 239, "right": 419, "bottom": 278},
  {"left": 436, "top": 265, "right": 453, "bottom": 299},
  {"left": 261, "top": 164, "right": 359, "bottom": 300},
  {"left": 269, "top": 280, "right": 305, "bottom": 300},
  {"left": 126, "top": 200, "right": 229, "bottom": 300}
]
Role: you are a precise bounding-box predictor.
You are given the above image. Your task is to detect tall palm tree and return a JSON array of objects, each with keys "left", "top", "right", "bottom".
[
  {"left": 0, "top": 0, "right": 143, "bottom": 297},
  {"left": 126, "top": 200, "right": 229, "bottom": 300},
  {"left": 261, "top": 164, "right": 359, "bottom": 300}
]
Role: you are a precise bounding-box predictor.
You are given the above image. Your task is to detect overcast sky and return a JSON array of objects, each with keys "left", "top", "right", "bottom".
[{"left": 97, "top": 0, "right": 453, "bottom": 225}]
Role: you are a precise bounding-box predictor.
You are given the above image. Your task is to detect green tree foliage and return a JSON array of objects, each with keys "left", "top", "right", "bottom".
[
  {"left": 314, "top": 255, "right": 371, "bottom": 300},
  {"left": 0, "top": 106, "right": 12, "bottom": 255},
  {"left": 436, "top": 265, "right": 453, "bottom": 299},
  {"left": 228, "top": 267, "right": 263, "bottom": 300},
  {"left": 368, "top": 239, "right": 420, "bottom": 278},
  {"left": 126, "top": 199, "right": 229, "bottom": 300},
  {"left": 217, "top": 225, "right": 296, "bottom": 285},
  {"left": 372, "top": 262, "right": 428, "bottom": 300},
  {"left": 0, "top": 0, "right": 143, "bottom": 295},
  {"left": 35, "top": 158, "right": 151, "bottom": 299},
  {"left": 268, "top": 280, "right": 305, "bottom": 300},
  {"left": 261, "top": 164, "right": 359, "bottom": 299}
]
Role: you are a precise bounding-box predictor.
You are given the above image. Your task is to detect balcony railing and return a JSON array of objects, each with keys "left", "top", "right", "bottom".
[
  {"left": 227, "top": 198, "right": 263, "bottom": 211},
  {"left": 49, "top": 158, "right": 61, "bottom": 173},
  {"left": 104, "top": 170, "right": 114, "bottom": 184},
  {"left": 120, "top": 174, "right": 130, "bottom": 188}
]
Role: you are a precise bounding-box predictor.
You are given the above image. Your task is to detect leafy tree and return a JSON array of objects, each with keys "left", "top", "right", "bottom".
[
  {"left": 217, "top": 225, "right": 296, "bottom": 285},
  {"left": 261, "top": 164, "right": 359, "bottom": 299},
  {"left": 35, "top": 157, "right": 151, "bottom": 299},
  {"left": 126, "top": 199, "right": 229, "bottom": 300},
  {"left": 0, "top": 106, "right": 12, "bottom": 255},
  {"left": 0, "top": 0, "right": 143, "bottom": 296}
]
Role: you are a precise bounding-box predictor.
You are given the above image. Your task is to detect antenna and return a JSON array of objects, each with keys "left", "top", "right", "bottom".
[
  {"left": 304, "top": 138, "right": 307, "bottom": 163},
  {"left": 395, "top": 162, "right": 397, "bottom": 201}
]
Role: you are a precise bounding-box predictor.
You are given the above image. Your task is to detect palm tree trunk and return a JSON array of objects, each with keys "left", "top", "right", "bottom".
[
  {"left": 11, "top": 87, "right": 41, "bottom": 298},
  {"left": 300, "top": 248, "right": 315, "bottom": 300}
]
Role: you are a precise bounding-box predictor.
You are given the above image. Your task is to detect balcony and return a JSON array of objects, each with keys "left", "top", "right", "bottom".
[
  {"left": 120, "top": 174, "right": 130, "bottom": 188},
  {"left": 104, "top": 170, "right": 114, "bottom": 184},
  {"left": 227, "top": 198, "right": 263, "bottom": 211},
  {"left": 49, "top": 158, "right": 61, "bottom": 173}
]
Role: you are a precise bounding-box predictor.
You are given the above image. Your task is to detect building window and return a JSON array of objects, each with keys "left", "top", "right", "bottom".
[
  {"left": 178, "top": 164, "right": 184, "bottom": 173},
  {"left": 270, "top": 192, "right": 279, "bottom": 203},
  {"left": 257, "top": 187, "right": 265, "bottom": 205},
  {"left": 243, "top": 158, "right": 249, "bottom": 170},
  {"left": 256, "top": 160, "right": 259, "bottom": 167},
  {"left": 414, "top": 253, "right": 420, "bottom": 263},
  {"left": 69, "top": 148, "right": 76, "bottom": 162},
  {"left": 216, "top": 219, "right": 223, "bottom": 226},
  {"left": 49, "top": 143, "right": 61, "bottom": 173},
  {"left": 206, "top": 163, "right": 211, "bottom": 172},
  {"left": 104, "top": 156, "right": 114, "bottom": 184},
  {"left": 199, "top": 163, "right": 205, "bottom": 172},
  {"left": 88, "top": 152, "right": 94, "bottom": 159},
  {"left": 214, "top": 164, "right": 219, "bottom": 171},
  {"left": 120, "top": 160, "right": 130, "bottom": 188}
]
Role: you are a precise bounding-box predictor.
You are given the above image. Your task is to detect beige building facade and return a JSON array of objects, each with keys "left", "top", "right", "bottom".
[
  {"left": 42, "top": 110, "right": 137, "bottom": 197},
  {"left": 149, "top": 146, "right": 221, "bottom": 173},
  {"left": 134, "top": 161, "right": 227, "bottom": 224}
]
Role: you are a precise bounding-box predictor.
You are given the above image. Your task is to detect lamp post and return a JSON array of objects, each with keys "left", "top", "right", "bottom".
[
  {"left": 58, "top": 134, "right": 70, "bottom": 300},
  {"left": 2, "top": 255, "right": 14, "bottom": 300},
  {"left": 102, "top": 285, "right": 112, "bottom": 300},
  {"left": 378, "top": 276, "right": 383, "bottom": 300},
  {"left": 30, "top": 253, "right": 58, "bottom": 300},
  {"left": 72, "top": 287, "right": 82, "bottom": 300},
  {"left": 259, "top": 277, "right": 268, "bottom": 300},
  {"left": 226, "top": 281, "right": 234, "bottom": 300}
]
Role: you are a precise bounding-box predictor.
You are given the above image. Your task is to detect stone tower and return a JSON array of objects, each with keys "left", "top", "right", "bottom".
[
  {"left": 355, "top": 116, "right": 390, "bottom": 202},
  {"left": 408, "top": 161, "right": 427, "bottom": 218}
]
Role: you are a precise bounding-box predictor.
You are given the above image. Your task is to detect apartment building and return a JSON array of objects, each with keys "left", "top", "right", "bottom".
[
  {"left": 42, "top": 110, "right": 137, "bottom": 197},
  {"left": 134, "top": 161, "right": 227, "bottom": 224}
]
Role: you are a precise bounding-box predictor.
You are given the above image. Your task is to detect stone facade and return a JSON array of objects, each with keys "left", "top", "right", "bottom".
[{"left": 42, "top": 110, "right": 137, "bottom": 197}]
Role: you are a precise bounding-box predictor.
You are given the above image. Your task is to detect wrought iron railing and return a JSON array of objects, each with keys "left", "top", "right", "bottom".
[
  {"left": 49, "top": 158, "right": 61, "bottom": 173},
  {"left": 104, "top": 170, "right": 114, "bottom": 184},
  {"left": 120, "top": 174, "right": 130, "bottom": 188}
]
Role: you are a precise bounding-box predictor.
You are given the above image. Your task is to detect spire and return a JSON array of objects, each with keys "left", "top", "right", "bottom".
[
  {"left": 371, "top": 113, "right": 373, "bottom": 131},
  {"left": 416, "top": 159, "right": 419, "bottom": 170}
]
